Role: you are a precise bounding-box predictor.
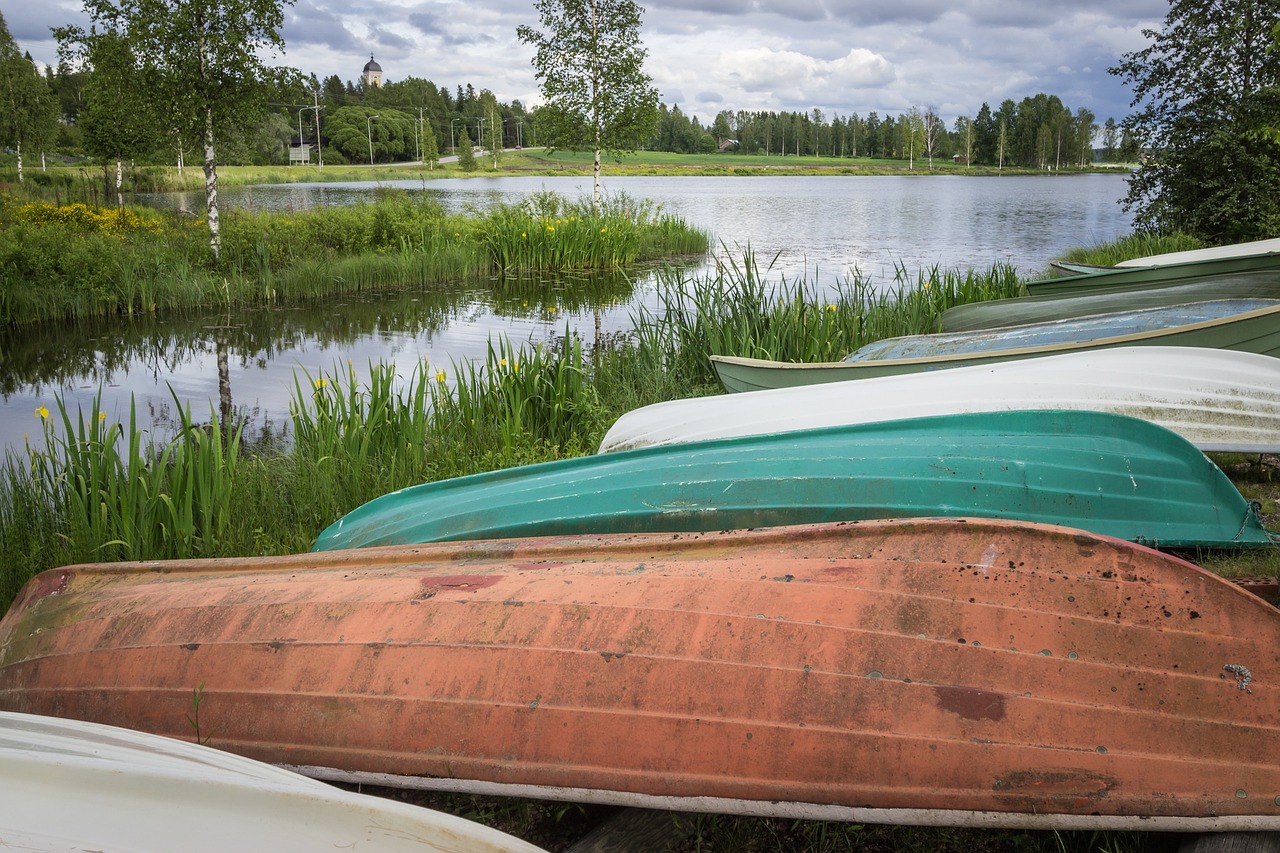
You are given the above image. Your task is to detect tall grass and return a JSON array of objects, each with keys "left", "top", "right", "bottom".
[
  {"left": 11, "top": 392, "right": 241, "bottom": 568},
  {"left": 1053, "top": 232, "right": 1205, "bottom": 268},
  {"left": 631, "top": 250, "right": 1024, "bottom": 387}
]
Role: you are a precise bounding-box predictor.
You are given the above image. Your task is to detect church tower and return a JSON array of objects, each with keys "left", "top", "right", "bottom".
[{"left": 362, "top": 54, "right": 383, "bottom": 88}]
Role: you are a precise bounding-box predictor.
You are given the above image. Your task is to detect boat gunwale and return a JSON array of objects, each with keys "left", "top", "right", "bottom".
[{"left": 290, "top": 765, "right": 1280, "bottom": 833}]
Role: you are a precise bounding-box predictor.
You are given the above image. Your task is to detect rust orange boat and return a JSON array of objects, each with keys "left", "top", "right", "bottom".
[{"left": 2, "top": 517, "right": 1279, "bottom": 832}]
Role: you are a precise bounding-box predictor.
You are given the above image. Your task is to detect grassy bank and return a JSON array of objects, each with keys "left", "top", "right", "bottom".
[
  {"left": 3, "top": 150, "right": 1129, "bottom": 197},
  {"left": 0, "top": 190, "right": 708, "bottom": 325}
]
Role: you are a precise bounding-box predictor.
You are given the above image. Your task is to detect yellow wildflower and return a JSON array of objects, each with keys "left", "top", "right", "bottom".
[
  {"left": 315, "top": 378, "right": 328, "bottom": 389},
  {"left": 35, "top": 405, "right": 49, "bottom": 420},
  {"left": 98, "top": 411, "right": 107, "bottom": 421},
  {"left": 436, "top": 369, "right": 447, "bottom": 382}
]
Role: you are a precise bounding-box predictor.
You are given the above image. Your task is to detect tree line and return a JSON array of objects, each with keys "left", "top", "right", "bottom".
[{"left": 654, "top": 97, "right": 1139, "bottom": 167}]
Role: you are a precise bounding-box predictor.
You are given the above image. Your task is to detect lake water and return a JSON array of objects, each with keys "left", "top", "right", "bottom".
[{"left": 1, "top": 173, "right": 1134, "bottom": 456}]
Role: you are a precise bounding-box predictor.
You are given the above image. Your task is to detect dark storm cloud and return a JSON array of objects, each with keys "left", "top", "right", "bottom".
[
  {"left": 407, "top": 11, "right": 490, "bottom": 47},
  {"left": 283, "top": 1, "right": 358, "bottom": 52}
]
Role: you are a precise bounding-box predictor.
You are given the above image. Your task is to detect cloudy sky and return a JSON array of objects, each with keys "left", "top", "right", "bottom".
[{"left": 7, "top": 0, "right": 1166, "bottom": 125}]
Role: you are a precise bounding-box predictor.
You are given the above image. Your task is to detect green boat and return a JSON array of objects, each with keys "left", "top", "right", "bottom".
[
  {"left": 711, "top": 299, "right": 1280, "bottom": 392},
  {"left": 313, "top": 410, "right": 1273, "bottom": 552},
  {"left": 1026, "top": 251, "right": 1280, "bottom": 296},
  {"left": 941, "top": 271, "right": 1280, "bottom": 332}
]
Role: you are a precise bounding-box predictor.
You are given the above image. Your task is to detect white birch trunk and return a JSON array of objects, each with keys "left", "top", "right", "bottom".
[
  {"left": 115, "top": 159, "right": 124, "bottom": 208},
  {"left": 203, "top": 105, "right": 221, "bottom": 261},
  {"left": 15, "top": 139, "right": 22, "bottom": 183},
  {"left": 590, "top": 0, "right": 602, "bottom": 212}
]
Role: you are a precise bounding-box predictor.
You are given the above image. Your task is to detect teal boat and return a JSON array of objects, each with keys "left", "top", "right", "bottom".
[
  {"left": 313, "top": 410, "right": 1273, "bottom": 552},
  {"left": 941, "top": 272, "right": 1280, "bottom": 332},
  {"left": 1027, "top": 252, "right": 1280, "bottom": 296}
]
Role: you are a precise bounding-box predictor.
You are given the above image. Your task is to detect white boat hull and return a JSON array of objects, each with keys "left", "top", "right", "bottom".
[
  {"left": 1116, "top": 237, "right": 1280, "bottom": 267},
  {"left": 0, "top": 712, "right": 543, "bottom": 853},
  {"left": 600, "top": 347, "right": 1280, "bottom": 454}
]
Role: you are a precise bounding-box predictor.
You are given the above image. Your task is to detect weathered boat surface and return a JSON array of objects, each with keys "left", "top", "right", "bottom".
[
  {"left": 3, "top": 518, "right": 1280, "bottom": 831},
  {"left": 941, "top": 273, "right": 1280, "bottom": 332},
  {"left": 850, "top": 299, "right": 1280, "bottom": 361},
  {"left": 600, "top": 347, "right": 1280, "bottom": 455},
  {"left": 312, "top": 410, "right": 1271, "bottom": 551},
  {"left": 1026, "top": 252, "right": 1280, "bottom": 296},
  {"left": 0, "top": 711, "right": 543, "bottom": 853},
  {"left": 1115, "top": 237, "right": 1280, "bottom": 268},
  {"left": 710, "top": 301, "right": 1280, "bottom": 391}
]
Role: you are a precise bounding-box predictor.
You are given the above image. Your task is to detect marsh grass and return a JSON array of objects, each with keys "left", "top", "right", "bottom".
[
  {"left": 0, "top": 190, "right": 707, "bottom": 325},
  {"left": 32, "top": 392, "right": 241, "bottom": 561},
  {"left": 1053, "top": 232, "right": 1205, "bottom": 269},
  {"left": 632, "top": 250, "right": 1024, "bottom": 386}
]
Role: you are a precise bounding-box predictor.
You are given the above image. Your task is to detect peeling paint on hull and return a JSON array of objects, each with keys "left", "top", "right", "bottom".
[{"left": 2, "top": 517, "right": 1279, "bottom": 829}]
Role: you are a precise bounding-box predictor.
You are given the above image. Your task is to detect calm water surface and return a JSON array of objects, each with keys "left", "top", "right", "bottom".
[{"left": 1, "top": 174, "right": 1133, "bottom": 456}]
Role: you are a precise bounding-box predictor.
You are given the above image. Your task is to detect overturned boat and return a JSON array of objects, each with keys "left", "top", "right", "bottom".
[{"left": 2, "top": 518, "right": 1279, "bottom": 831}]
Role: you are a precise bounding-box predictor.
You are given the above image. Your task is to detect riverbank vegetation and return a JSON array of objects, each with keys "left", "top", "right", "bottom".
[{"left": 0, "top": 189, "right": 708, "bottom": 325}]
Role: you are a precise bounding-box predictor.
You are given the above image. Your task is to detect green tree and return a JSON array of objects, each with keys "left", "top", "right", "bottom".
[
  {"left": 1110, "top": 0, "right": 1280, "bottom": 241},
  {"left": 0, "top": 14, "right": 58, "bottom": 184},
  {"left": 480, "top": 90, "right": 503, "bottom": 169},
  {"left": 326, "top": 105, "right": 412, "bottom": 163},
  {"left": 71, "top": 31, "right": 160, "bottom": 205},
  {"left": 456, "top": 127, "right": 477, "bottom": 171},
  {"left": 1102, "top": 117, "right": 1119, "bottom": 162},
  {"left": 57, "top": 0, "right": 294, "bottom": 261},
  {"left": 518, "top": 0, "right": 660, "bottom": 209},
  {"left": 421, "top": 113, "right": 440, "bottom": 169}
]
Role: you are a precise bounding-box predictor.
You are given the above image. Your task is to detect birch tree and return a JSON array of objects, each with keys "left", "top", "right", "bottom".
[
  {"left": 58, "top": 0, "right": 292, "bottom": 262},
  {"left": 518, "top": 0, "right": 659, "bottom": 210},
  {"left": 0, "top": 13, "right": 58, "bottom": 184},
  {"left": 67, "top": 31, "right": 159, "bottom": 206}
]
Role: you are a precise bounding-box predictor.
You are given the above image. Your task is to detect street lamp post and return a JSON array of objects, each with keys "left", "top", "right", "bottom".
[
  {"left": 450, "top": 118, "right": 465, "bottom": 155},
  {"left": 367, "top": 114, "right": 379, "bottom": 165}
]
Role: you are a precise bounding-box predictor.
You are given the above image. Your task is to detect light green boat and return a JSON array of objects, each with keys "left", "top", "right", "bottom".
[
  {"left": 1027, "top": 251, "right": 1280, "bottom": 296},
  {"left": 711, "top": 298, "right": 1280, "bottom": 392},
  {"left": 941, "top": 271, "right": 1280, "bottom": 332},
  {"left": 312, "top": 409, "right": 1273, "bottom": 552}
]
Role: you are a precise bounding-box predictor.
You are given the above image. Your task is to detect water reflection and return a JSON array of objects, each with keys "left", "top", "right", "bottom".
[{"left": 2, "top": 269, "right": 642, "bottom": 454}]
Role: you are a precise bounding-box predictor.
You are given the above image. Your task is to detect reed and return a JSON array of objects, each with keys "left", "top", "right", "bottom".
[
  {"left": 17, "top": 392, "right": 242, "bottom": 564},
  {"left": 630, "top": 250, "right": 1024, "bottom": 387},
  {"left": 1053, "top": 232, "right": 1204, "bottom": 268}
]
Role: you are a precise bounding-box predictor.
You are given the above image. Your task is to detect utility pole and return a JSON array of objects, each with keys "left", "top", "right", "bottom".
[
  {"left": 416, "top": 107, "right": 426, "bottom": 162},
  {"left": 313, "top": 90, "right": 324, "bottom": 170},
  {"left": 367, "top": 114, "right": 379, "bottom": 164}
]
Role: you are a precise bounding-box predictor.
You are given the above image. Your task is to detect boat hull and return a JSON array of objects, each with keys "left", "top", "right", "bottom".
[
  {"left": 3, "top": 518, "right": 1280, "bottom": 830},
  {"left": 600, "top": 347, "right": 1280, "bottom": 455},
  {"left": 941, "top": 273, "right": 1280, "bottom": 332},
  {"left": 311, "top": 410, "right": 1270, "bottom": 551},
  {"left": 0, "top": 712, "right": 543, "bottom": 852},
  {"left": 1027, "top": 252, "right": 1280, "bottom": 296},
  {"left": 711, "top": 303, "right": 1280, "bottom": 391}
]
